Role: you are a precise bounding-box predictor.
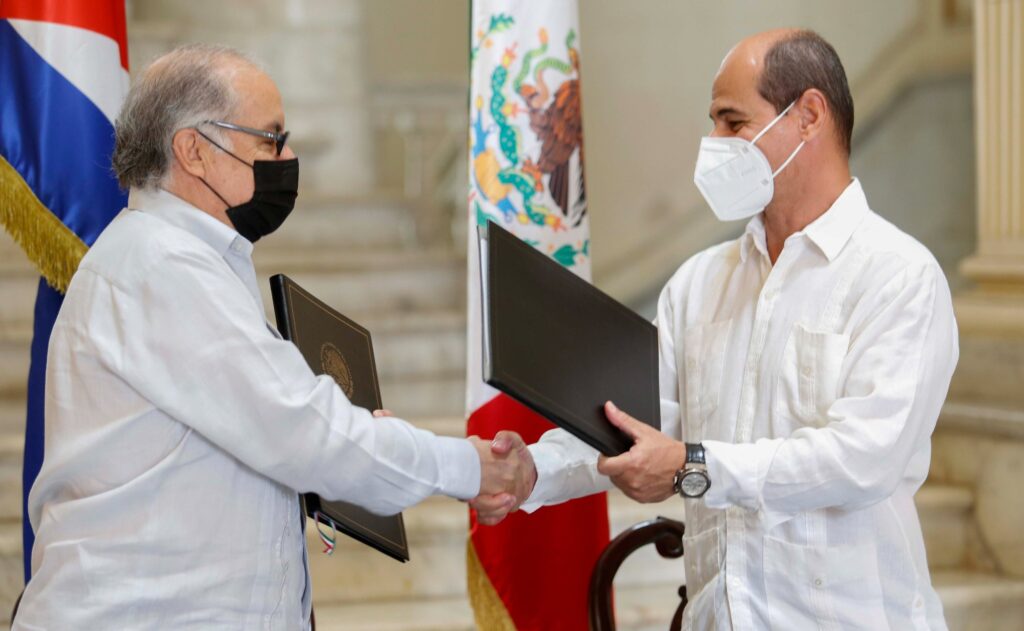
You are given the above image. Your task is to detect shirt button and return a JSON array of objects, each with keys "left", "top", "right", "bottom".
[{"left": 814, "top": 578, "right": 823, "bottom": 587}]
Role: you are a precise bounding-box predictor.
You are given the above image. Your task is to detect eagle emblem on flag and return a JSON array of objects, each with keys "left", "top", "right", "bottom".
[{"left": 469, "top": 15, "right": 589, "bottom": 269}]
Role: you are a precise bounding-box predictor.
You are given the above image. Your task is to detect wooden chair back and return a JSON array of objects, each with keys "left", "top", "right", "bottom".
[{"left": 588, "top": 516, "right": 687, "bottom": 631}]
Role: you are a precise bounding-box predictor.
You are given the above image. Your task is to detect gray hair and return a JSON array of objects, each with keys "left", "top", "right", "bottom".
[
  {"left": 758, "top": 30, "right": 854, "bottom": 155},
  {"left": 112, "top": 44, "right": 259, "bottom": 190}
]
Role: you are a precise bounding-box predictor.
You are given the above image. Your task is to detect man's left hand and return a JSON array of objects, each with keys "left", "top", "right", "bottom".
[{"left": 597, "top": 401, "right": 685, "bottom": 503}]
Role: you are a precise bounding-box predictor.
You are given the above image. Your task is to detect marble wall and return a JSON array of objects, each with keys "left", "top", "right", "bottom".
[
  {"left": 127, "top": 0, "right": 373, "bottom": 196},
  {"left": 851, "top": 74, "right": 976, "bottom": 291},
  {"left": 357, "top": 1, "right": 978, "bottom": 302}
]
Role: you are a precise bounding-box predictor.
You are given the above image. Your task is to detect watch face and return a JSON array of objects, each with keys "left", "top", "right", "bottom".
[{"left": 680, "top": 471, "right": 710, "bottom": 497}]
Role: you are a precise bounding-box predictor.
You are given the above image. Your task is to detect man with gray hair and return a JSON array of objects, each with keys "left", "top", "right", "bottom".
[{"left": 14, "top": 44, "right": 534, "bottom": 629}]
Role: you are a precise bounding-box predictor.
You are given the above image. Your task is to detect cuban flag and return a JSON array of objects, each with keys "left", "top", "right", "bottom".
[{"left": 0, "top": 1, "right": 129, "bottom": 580}]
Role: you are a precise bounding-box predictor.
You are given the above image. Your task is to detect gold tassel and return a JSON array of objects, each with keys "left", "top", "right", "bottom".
[
  {"left": 0, "top": 154, "right": 89, "bottom": 294},
  {"left": 467, "top": 538, "right": 518, "bottom": 631}
]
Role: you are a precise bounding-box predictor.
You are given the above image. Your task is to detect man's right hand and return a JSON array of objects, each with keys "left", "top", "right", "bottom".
[{"left": 468, "top": 431, "right": 537, "bottom": 526}]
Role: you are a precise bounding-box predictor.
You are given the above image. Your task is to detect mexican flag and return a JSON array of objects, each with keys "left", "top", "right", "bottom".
[{"left": 465, "top": 1, "right": 610, "bottom": 629}]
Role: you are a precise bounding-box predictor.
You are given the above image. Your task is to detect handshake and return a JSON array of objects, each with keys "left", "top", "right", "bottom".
[
  {"left": 464, "top": 402, "right": 688, "bottom": 524},
  {"left": 378, "top": 401, "right": 681, "bottom": 526},
  {"left": 469, "top": 432, "right": 537, "bottom": 525},
  {"left": 372, "top": 409, "right": 537, "bottom": 525},
  {"left": 374, "top": 409, "right": 537, "bottom": 524}
]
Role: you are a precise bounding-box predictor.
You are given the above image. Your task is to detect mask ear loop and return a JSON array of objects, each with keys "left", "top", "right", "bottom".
[
  {"left": 750, "top": 100, "right": 798, "bottom": 145},
  {"left": 194, "top": 127, "right": 253, "bottom": 167},
  {"left": 192, "top": 128, "right": 255, "bottom": 211},
  {"left": 197, "top": 177, "right": 233, "bottom": 210},
  {"left": 312, "top": 510, "right": 338, "bottom": 556},
  {"left": 749, "top": 100, "right": 803, "bottom": 184},
  {"left": 771, "top": 140, "right": 806, "bottom": 178}
]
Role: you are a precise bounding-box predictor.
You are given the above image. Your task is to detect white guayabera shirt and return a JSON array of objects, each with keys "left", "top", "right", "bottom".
[
  {"left": 16, "top": 188, "right": 480, "bottom": 631},
  {"left": 522, "top": 179, "right": 958, "bottom": 631}
]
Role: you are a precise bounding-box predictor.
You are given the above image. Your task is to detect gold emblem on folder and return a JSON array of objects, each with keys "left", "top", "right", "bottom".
[{"left": 320, "top": 342, "right": 354, "bottom": 398}]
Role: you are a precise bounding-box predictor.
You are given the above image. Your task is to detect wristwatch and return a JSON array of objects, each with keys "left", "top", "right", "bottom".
[{"left": 673, "top": 443, "right": 711, "bottom": 499}]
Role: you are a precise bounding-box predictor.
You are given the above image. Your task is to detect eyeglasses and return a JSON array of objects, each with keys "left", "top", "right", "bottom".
[{"left": 201, "top": 120, "right": 290, "bottom": 156}]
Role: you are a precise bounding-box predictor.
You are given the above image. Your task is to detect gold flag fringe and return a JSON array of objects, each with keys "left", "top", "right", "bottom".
[
  {"left": 0, "top": 155, "right": 88, "bottom": 293},
  {"left": 467, "top": 538, "right": 518, "bottom": 630}
]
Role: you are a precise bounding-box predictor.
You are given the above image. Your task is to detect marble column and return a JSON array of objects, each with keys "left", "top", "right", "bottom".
[
  {"left": 951, "top": 0, "right": 1024, "bottom": 405},
  {"left": 936, "top": 0, "right": 1024, "bottom": 578},
  {"left": 126, "top": 0, "right": 373, "bottom": 197}
]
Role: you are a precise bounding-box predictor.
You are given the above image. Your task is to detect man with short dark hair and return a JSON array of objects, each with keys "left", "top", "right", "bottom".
[
  {"left": 15, "top": 44, "right": 535, "bottom": 629},
  {"left": 474, "top": 29, "right": 957, "bottom": 630}
]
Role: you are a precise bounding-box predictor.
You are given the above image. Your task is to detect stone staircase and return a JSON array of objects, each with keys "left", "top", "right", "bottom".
[
  {"left": 2, "top": 196, "right": 1024, "bottom": 629},
  {"left": 0, "top": 198, "right": 1019, "bottom": 631},
  {"left": 0, "top": 1, "right": 1014, "bottom": 627}
]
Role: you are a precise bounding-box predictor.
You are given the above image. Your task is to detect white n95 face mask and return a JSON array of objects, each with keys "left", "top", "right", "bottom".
[{"left": 693, "top": 100, "right": 805, "bottom": 221}]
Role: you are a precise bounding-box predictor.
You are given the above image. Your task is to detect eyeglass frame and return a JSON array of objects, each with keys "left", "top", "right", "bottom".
[{"left": 200, "top": 120, "right": 290, "bottom": 156}]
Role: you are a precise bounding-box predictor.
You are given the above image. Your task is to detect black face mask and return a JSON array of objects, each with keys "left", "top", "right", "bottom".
[{"left": 197, "top": 133, "right": 299, "bottom": 243}]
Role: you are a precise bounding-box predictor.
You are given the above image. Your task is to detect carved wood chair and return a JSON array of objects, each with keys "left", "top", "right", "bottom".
[{"left": 588, "top": 516, "right": 687, "bottom": 631}]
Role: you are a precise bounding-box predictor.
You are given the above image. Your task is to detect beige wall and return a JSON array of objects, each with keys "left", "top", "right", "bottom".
[
  {"left": 360, "top": 0, "right": 975, "bottom": 283},
  {"left": 578, "top": 0, "right": 920, "bottom": 271},
  {"left": 365, "top": 0, "right": 468, "bottom": 85},
  {"left": 126, "top": 1, "right": 972, "bottom": 296}
]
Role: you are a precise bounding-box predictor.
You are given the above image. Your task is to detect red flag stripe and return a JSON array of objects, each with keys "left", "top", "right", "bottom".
[
  {"left": 468, "top": 394, "right": 610, "bottom": 630},
  {"left": 0, "top": 0, "right": 128, "bottom": 70}
]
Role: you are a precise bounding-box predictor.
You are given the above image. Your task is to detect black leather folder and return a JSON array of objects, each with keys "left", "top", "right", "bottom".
[
  {"left": 270, "top": 274, "right": 409, "bottom": 563},
  {"left": 479, "top": 221, "right": 660, "bottom": 456}
]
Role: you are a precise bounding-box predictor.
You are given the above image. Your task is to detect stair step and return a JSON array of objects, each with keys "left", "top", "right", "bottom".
[
  {"left": 379, "top": 373, "right": 464, "bottom": 419},
  {"left": 0, "top": 276, "right": 37, "bottom": 352},
  {"left": 0, "top": 231, "right": 33, "bottom": 268},
  {"left": 916, "top": 484, "right": 974, "bottom": 570},
  {"left": 0, "top": 312, "right": 468, "bottom": 402},
  {"left": 311, "top": 580, "right": 684, "bottom": 631},
  {"left": 0, "top": 435, "right": 21, "bottom": 524},
  {"left": 253, "top": 246, "right": 461, "bottom": 273},
  {"left": 313, "top": 570, "right": 1024, "bottom": 631},
  {"left": 348, "top": 311, "right": 465, "bottom": 380},
  {"left": 0, "top": 194, "right": 422, "bottom": 258},
  {"left": 934, "top": 570, "right": 1024, "bottom": 631},
  {"left": 1, "top": 348, "right": 467, "bottom": 414},
  {"left": 0, "top": 245, "right": 466, "bottom": 337},
  {"left": 0, "top": 521, "right": 22, "bottom": 626},
  {"left": 305, "top": 482, "right": 973, "bottom": 608},
  {"left": 307, "top": 489, "right": 685, "bottom": 606},
  {"left": 265, "top": 306, "right": 468, "bottom": 383},
  {"left": 408, "top": 416, "right": 466, "bottom": 439},
  {"left": 0, "top": 401, "right": 25, "bottom": 438},
  {"left": 312, "top": 593, "right": 474, "bottom": 631},
  {"left": 0, "top": 258, "right": 466, "bottom": 334},
  {"left": 254, "top": 254, "right": 464, "bottom": 318},
  {"left": 261, "top": 195, "right": 418, "bottom": 251},
  {"left": 0, "top": 341, "right": 29, "bottom": 400}
]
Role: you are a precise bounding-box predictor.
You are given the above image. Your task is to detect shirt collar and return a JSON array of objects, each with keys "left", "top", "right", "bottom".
[
  {"left": 738, "top": 177, "right": 868, "bottom": 264},
  {"left": 127, "top": 187, "right": 251, "bottom": 258},
  {"left": 739, "top": 214, "right": 769, "bottom": 264},
  {"left": 802, "top": 178, "right": 869, "bottom": 261}
]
